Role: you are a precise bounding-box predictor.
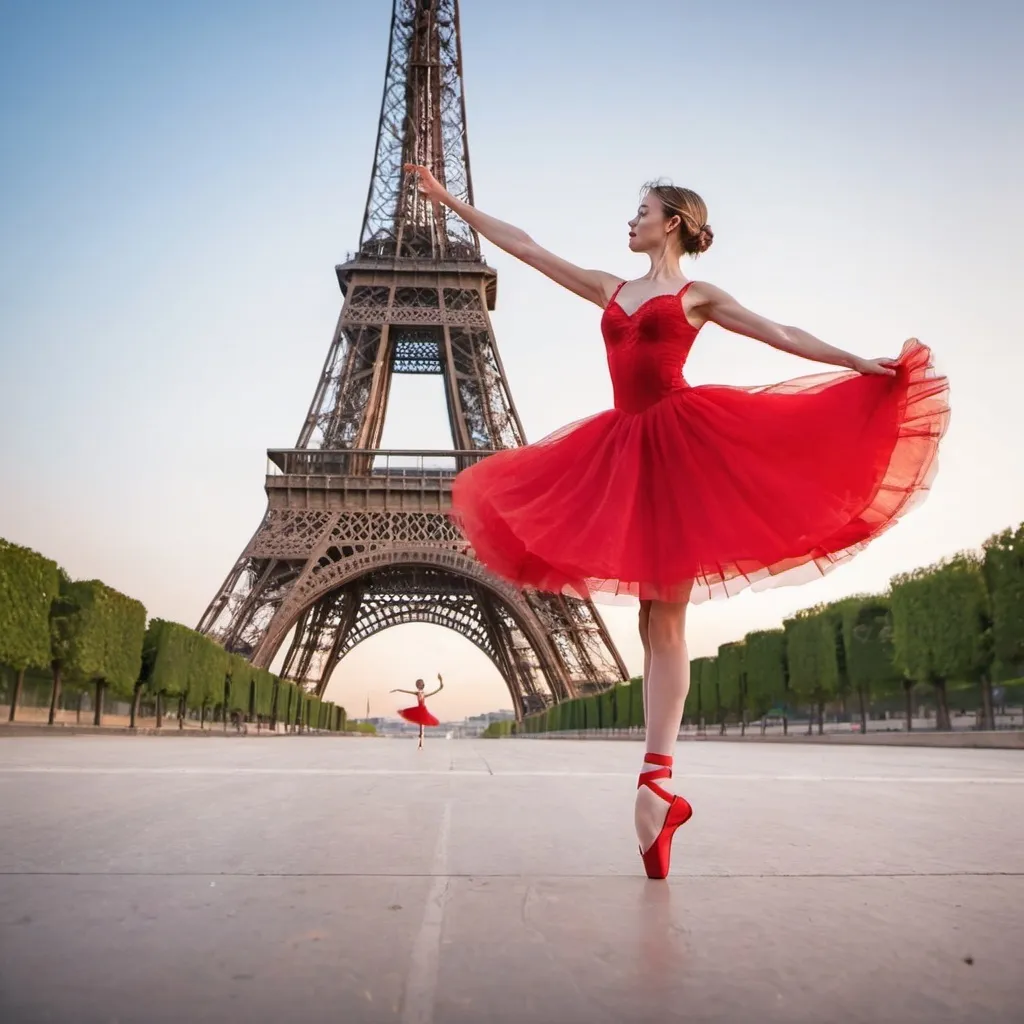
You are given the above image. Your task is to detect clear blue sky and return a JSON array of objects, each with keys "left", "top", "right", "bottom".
[{"left": 2, "top": 0, "right": 1021, "bottom": 719}]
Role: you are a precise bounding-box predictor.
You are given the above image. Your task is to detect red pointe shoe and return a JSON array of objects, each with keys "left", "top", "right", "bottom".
[{"left": 637, "top": 753, "right": 693, "bottom": 880}]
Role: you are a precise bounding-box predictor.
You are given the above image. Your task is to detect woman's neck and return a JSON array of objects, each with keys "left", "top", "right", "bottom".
[{"left": 644, "top": 249, "right": 685, "bottom": 282}]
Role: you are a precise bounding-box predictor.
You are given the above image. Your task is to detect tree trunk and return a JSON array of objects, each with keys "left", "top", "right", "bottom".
[
  {"left": 783, "top": 713, "right": 789, "bottom": 737},
  {"left": 934, "top": 679, "right": 951, "bottom": 731},
  {"left": 92, "top": 681, "right": 105, "bottom": 727},
  {"left": 178, "top": 695, "right": 185, "bottom": 731},
  {"left": 817, "top": 701, "right": 825, "bottom": 735},
  {"left": 857, "top": 687, "right": 868, "bottom": 735},
  {"left": 740, "top": 708, "right": 747, "bottom": 737},
  {"left": 979, "top": 676, "right": 995, "bottom": 731},
  {"left": 8, "top": 668, "right": 24, "bottom": 722},
  {"left": 200, "top": 703, "right": 207, "bottom": 731},
  {"left": 76, "top": 690, "right": 84, "bottom": 724},
  {"left": 48, "top": 663, "right": 62, "bottom": 726},
  {"left": 155, "top": 692, "right": 163, "bottom": 730},
  {"left": 904, "top": 681, "right": 913, "bottom": 731},
  {"left": 130, "top": 679, "right": 142, "bottom": 729}
]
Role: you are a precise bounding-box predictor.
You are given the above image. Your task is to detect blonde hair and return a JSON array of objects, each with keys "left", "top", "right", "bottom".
[{"left": 643, "top": 180, "right": 713, "bottom": 256}]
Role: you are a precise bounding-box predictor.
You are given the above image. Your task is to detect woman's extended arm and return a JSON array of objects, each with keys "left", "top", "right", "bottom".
[
  {"left": 689, "top": 282, "right": 898, "bottom": 376},
  {"left": 404, "top": 164, "right": 621, "bottom": 309},
  {"left": 389, "top": 688, "right": 417, "bottom": 695},
  {"left": 425, "top": 673, "right": 444, "bottom": 698}
]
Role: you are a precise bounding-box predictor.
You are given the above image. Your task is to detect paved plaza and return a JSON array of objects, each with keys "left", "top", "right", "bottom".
[{"left": 1, "top": 735, "right": 1022, "bottom": 1023}]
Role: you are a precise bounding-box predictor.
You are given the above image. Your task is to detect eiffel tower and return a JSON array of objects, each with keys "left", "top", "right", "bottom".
[{"left": 197, "top": 0, "right": 628, "bottom": 715}]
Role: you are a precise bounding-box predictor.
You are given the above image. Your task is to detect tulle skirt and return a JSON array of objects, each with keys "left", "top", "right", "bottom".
[
  {"left": 451, "top": 339, "right": 949, "bottom": 604},
  {"left": 398, "top": 704, "right": 440, "bottom": 727}
]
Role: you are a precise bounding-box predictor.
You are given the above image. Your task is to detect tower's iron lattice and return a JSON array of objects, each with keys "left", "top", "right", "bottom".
[{"left": 198, "top": 0, "right": 628, "bottom": 716}]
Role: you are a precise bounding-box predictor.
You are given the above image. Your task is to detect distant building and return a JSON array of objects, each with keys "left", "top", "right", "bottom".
[{"left": 461, "top": 709, "right": 516, "bottom": 737}]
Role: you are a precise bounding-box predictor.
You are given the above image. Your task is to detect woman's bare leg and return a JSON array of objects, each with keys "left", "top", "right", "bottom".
[
  {"left": 639, "top": 600, "right": 652, "bottom": 721},
  {"left": 635, "top": 591, "right": 693, "bottom": 853},
  {"left": 418, "top": 725, "right": 424, "bottom": 749}
]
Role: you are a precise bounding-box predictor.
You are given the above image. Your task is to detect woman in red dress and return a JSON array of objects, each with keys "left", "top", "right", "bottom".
[
  {"left": 391, "top": 674, "right": 443, "bottom": 749},
  {"left": 405, "top": 164, "right": 950, "bottom": 878}
]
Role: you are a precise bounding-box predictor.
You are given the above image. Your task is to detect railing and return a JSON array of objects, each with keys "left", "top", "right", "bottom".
[
  {"left": 340, "top": 245, "right": 486, "bottom": 265},
  {"left": 266, "top": 448, "right": 498, "bottom": 478}
]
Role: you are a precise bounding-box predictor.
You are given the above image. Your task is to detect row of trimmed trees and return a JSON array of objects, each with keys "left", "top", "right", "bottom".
[
  {"left": 504, "top": 522, "right": 1024, "bottom": 736},
  {"left": 0, "top": 538, "right": 347, "bottom": 732},
  {"left": 491, "top": 677, "right": 646, "bottom": 737}
]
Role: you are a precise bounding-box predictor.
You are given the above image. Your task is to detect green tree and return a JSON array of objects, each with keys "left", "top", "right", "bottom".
[
  {"left": 614, "top": 683, "right": 631, "bottom": 729},
  {"left": 274, "top": 679, "right": 297, "bottom": 731},
  {"left": 717, "top": 642, "right": 747, "bottom": 734},
  {"left": 0, "top": 541, "right": 60, "bottom": 722},
  {"left": 139, "top": 620, "right": 195, "bottom": 729},
  {"left": 836, "top": 596, "right": 901, "bottom": 733},
  {"left": 982, "top": 523, "right": 1024, "bottom": 727},
  {"left": 571, "top": 698, "right": 581, "bottom": 731},
  {"left": 50, "top": 580, "right": 146, "bottom": 727},
  {"left": 783, "top": 607, "right": 839, "bottom": 734},
  {"left": 552, "top": 701, "right": 565, "bottom": 732},
  {"left": 743, "top": 629, "right": 788, "bottom": 735},
  {"left": 226, "top": 655, "right": 254, "bottom": 730},
  {"left": 629, "top": 676, "right": 645, "bottom": 730},
  {"left": 891, "top": 554, "right": 992, "bottom": 731},
  {"left": 822, "top": 601, "right": 854, "bottom": 717},
  {"left": 698, "top": 657, "right": 721, "bottom": 734},
  {"left": 684, "top": 657, "right": 708, "bottom": 727},
  {"left": 187, "top": 633, "right": 231, "bottom": 729},
  {"left": 253, "top": 668, "right": 276, "bottom": 727}
]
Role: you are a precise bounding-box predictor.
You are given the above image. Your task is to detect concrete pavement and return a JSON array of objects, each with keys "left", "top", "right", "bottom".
[{"left": 0, "top": 736, "right": 1022, "bottom": 1023}]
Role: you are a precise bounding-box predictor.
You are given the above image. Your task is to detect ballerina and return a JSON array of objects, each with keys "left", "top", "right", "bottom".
[
  {"left": 405, "top": 163, "right": 949, "bottom": 878},
  {"left": 391, "top": 674, "right": 443, "bottom": 749}
]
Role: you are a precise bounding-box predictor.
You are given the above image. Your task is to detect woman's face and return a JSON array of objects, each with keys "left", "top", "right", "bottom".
[
  {"left": 628, "top": 193, "right": 678, "bottom": 253},
  {"left": 415, "top": 679, "right": 425, "bottom": 691}
]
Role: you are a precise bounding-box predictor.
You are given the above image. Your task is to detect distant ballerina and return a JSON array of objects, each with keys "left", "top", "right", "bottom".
[{"left": 392, "top": 674, "right": 443, "bottom": 749}]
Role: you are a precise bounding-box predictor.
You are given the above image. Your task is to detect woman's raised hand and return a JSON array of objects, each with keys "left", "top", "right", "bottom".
[
  {"left": 854, "top": 356, "right": 899, "bottom": 377},
  {"left": 404, "top": 163, "right": 448, "bottom": 204}
]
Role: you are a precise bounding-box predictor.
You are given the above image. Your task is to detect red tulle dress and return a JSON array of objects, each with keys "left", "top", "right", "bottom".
[
  {"left": 451, "top": 281, "right": 950, "bottom": 604},
  {"left": 398, "top": 696, "right": 440, "bottom": 727}
]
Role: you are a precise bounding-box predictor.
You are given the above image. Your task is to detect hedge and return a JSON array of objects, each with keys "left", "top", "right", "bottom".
[
  {"left": 891, "top": 553, "right": 992, "bottom": 729},
  {"left": 784, "top": 606, "right": 837, "bottom": 729},
  {"left": 717, "top": 642, "right": 746, "bottom": 725},
  {"left": 5, "top": 520, "right": 1022, "bottom": 736},
  {"left": 983, "top": 524, "right": 1024, "bottom": 682},
  {"left": 253, "top": 668, "right": 276, "bottom": 718},
  {"left": 0, "top": 540, "right": 60, "bottom": 675},
  {"left": 226, "top": 655, "right": 254, "bottom": 713},
  {"left": 744, "top": 629, "right": 787, "bottom": 718}
]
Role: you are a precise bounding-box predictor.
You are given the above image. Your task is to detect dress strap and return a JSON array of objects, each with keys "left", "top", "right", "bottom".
[
  {"left": 607, "top": 279, "right": 628, "bottom": 305},
  {"left": 676, "top": 281, "right": 695, "bottom": 297}
]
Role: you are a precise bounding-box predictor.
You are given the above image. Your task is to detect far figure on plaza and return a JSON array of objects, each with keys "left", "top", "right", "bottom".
[
  {"left": 405, "top": 163, "right": 950, "bottom": 879},
  {"left": 392, "top": 674, "right": 443, "bottom": 749}
]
